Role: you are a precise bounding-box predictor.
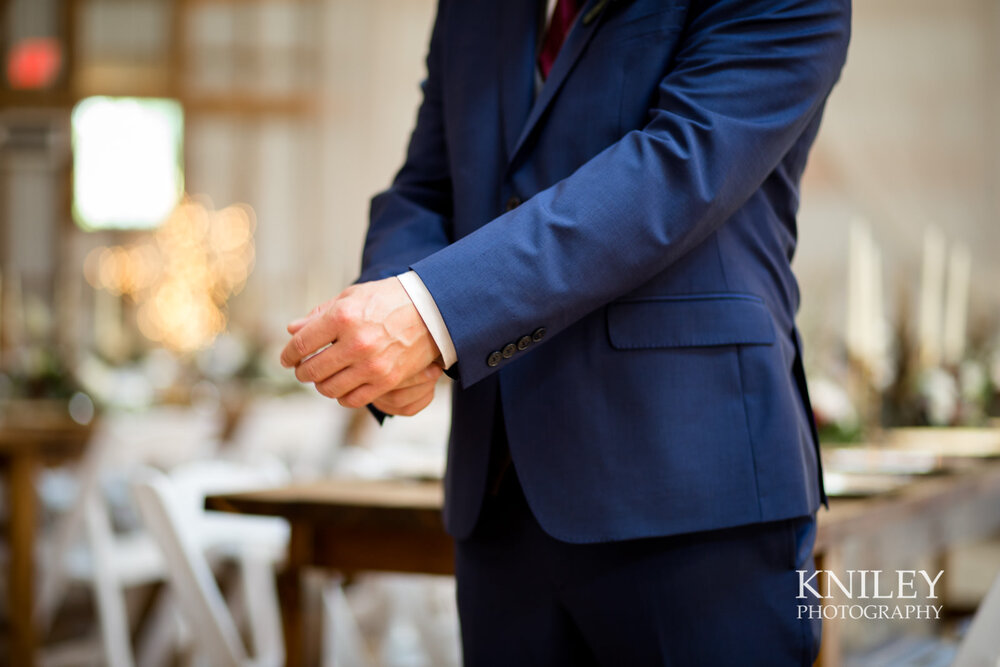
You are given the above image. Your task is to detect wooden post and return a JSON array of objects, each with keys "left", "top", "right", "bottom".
[
  {"left": 279, "top": 519, "right": 316, "bottom": 667},
  {"left": 6, "top": 453, "right": 40, "bottom": 667},
  {"left": 815, "top": 547, "right": 844, "bottom": 667}
]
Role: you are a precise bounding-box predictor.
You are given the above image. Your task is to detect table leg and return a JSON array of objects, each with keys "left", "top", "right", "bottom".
[
  {"left": 279, "top": 521, "right": 314, "bottom": 667},
  {"left": 816, "top": 547, "right": 843, "bottom": 667},
  {"left": 277, "top": 564, "right": 304, "bottom": 667},
  {"left": 6, "top": 454, "right": 39, "bottom": 667}
]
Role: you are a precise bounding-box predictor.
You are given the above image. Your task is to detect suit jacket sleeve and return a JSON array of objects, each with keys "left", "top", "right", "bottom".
[
  {"left": 358, "top": 1, "right": 454, "bottom": 422},
  {"left": 357, "top": 0, "right": 454, "bottom": 285},
  {"left": 409, "top": 0, "right": 851, "bottom": 388}
]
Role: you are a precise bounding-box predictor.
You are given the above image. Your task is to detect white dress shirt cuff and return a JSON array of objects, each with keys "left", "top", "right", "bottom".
[{"left": 396, "top": 271, "right": 458, "bottom": 369}]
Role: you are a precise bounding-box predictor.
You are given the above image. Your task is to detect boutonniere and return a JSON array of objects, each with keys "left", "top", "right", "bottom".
[{"left": 582, "top": 0, "right": 636, "bottom": 25}]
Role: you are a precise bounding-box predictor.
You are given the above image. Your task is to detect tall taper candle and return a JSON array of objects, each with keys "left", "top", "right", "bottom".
[
  {"left": 918, "top": 226, "right": 946, "bottom": 368},
  {"left": 942, "top": 243, "right": 971, "bottom": 366},
  {"left": 846, "top": 219, "right": 864, "bottom": 361}
]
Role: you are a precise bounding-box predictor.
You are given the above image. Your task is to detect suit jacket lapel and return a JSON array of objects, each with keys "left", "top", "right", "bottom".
[
  {"left": 498, "top": 0, "right": 542, "bottom": 161},
  {"left": 508, "top": 0, "right": 606, "bottom": 167}
]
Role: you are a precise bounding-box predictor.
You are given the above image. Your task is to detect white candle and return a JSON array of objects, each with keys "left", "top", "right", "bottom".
[
  {"left": 943, "top": 243, "right": 971, "bottom": 366},
  {"left": 858, "top": 226, "right": 875, "bottom": 364},
  {"left": 919, "top": 226, "right": 946, "bottom": 368},
  {"left": 869, "top": 242, "right": 885, "bottom": 376},
  {"left": 846, "top": 219, "right": 864, "bottom": 361},
  {"left": 6, "top": 269, "right": 24, "bottom": 350},
  {"left": 846, "top": 219, "right": 883, "bottom": 369},
  {"left": 94, "top": 289, "right": 122, "bottom": 358}
]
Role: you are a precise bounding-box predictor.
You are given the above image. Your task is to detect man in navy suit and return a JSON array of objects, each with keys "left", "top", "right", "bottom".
[{"left": 282, "top": 0, "right": 850, "bottom": 663}]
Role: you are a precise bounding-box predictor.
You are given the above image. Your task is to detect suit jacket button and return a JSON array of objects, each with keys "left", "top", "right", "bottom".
[
  {"left": 487, "top": 351, "right": 503, "bottom": 367},
  {"left": 505, "top": 196, "right": 521, "bottom": 212},
  {"left": 531, "top": 327, "right": 546, "bottom": 342},
  {"left": 517, "top": 335, "right": 532, "bottom": 350},
  {"left": 502, "top": 343, "right": 517, "bottom": 358}
]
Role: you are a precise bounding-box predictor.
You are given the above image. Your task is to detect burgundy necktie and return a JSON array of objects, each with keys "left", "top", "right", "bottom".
[{"left": 538, "top": 0, "right": 584, "bottom": 80}]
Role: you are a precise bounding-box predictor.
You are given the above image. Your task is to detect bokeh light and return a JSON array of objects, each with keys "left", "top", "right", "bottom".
[{"left": 88, "top": 199, "right": 256, "bottom": 352}]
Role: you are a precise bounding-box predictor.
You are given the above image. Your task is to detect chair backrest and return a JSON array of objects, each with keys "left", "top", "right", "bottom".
[
  {"left": 94, "top": 406, "right": 224, "bottom": 471},
  {"left": 164, "top": 456, "right": 289, "bottom": 532},
  {"left": 952, "top": 571, "right": 1000, "bottom": 667},
  {"left": 227, "top": 393, "right": 351, "bottom": 478},
  {"left": 131, "top": 469, "right": 247, "bottom": 667},
  {"left": 36, "top": 406, "right": 225, "bottom": 629},
  {"left": 321, "top": 576, "right": 373, "bottom": 667}
]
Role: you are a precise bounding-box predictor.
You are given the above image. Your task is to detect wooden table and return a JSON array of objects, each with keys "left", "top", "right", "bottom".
[
  {"left": 813, "top": 460, "right": 1000, "bottom": 666},
  {"left": 0, "top": 415, "right": 92, "bottom": 667},
  {"left": 206, "top": 462, "right": 1000, "bottom": 667},
  {"left": 205, "top": 478, "right": 452, "bottom": 667}
]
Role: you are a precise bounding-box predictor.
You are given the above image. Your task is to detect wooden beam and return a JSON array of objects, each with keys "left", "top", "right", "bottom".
[
  {"left": 0, "top": 91, "right": 75, "bottom": 110},
  {"left": 183, "top": 0, "right": 318, "bottom": 5},
  {"left": 182, "top": 93, "right": 318, "bottom": 117}
]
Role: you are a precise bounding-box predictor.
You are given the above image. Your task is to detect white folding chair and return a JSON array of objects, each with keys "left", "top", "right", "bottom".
[
  {"left": 332, "top": 385, "right": 461, "bottom": 667},
  {"left": 131, "top": 467, "right": 283, "bottom": 667},
  {"left": 135, "top": 461, "right": 384, "bottom": 667},
  {"left": 226, "top": 393, "right": 352, "bottom": 479},
  {"left": 321, "top": 575, "right": 373, "bottom": 667},
  {"left": 36, "top": 406, "right": 225, "bottom": 667}
]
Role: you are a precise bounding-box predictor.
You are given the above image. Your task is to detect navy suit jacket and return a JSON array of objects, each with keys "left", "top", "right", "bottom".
[{"left": 358, "top": 0, "right": 851, "bottom": 543}]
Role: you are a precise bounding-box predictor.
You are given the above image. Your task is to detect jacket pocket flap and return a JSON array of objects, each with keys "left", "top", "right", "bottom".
[{"left": 607, "top": 295, "right": 776, "bottom": 350}]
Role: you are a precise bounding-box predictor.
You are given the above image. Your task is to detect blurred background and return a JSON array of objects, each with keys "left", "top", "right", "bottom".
[{"left": 0, "top": 0, "right": 998, "bottom": 666}]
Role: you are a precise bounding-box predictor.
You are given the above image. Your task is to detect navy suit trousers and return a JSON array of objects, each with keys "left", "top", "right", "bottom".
[{"left": 454, "top": 407, "right": 822, "bottom": 666}]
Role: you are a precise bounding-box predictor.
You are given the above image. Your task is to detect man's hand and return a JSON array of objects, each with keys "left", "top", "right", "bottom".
[
  {"left": 372, "top": 364, "right": 443, "bottom": 416},
  {"left": 281, "top": 277, "right": 441, "bottom": 410}
]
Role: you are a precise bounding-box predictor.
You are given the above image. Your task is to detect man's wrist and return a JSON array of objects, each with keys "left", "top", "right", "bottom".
[{"left": 396, "top": 271, "right": 458, "bottom": 369}]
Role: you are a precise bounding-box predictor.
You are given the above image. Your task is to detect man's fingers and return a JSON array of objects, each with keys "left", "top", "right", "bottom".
[
  {"left": 314, "top": 365, "right": 367, "bottom": 403},
  {"left": 281, "top": 307, "right": 340, "bottom": 367},
  {"left": 287, "top": 318, "right": 309, "bottom": 335},
  {"left": 373, "top": 382, "right": 435, "bottom": 411},
  {"left": 286, "top": 299, "right": 335, "bottom": 335},
  {"left": 393, "top": 364, "right": 443, "bottom": 389},
  {"left": 393, "top": 390, "right": 436, "bottom": 417},
  {"left": 294, "top": 343, "right": 351, "bottom": 385},
  {"left": 283, "top": 279, "right": 440, "bottom": 399},
  {"left": 373, "top": 385, "right": 436, "bottom": 417},
  {"left": 287, "top": 311, "right": 315, "bottom": 334},
  {"left": 306, "top": 349, "right": 441, "bottom": 399},
  {"left": 337, "top": 383, "right": 385, "bottom": 410}
]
